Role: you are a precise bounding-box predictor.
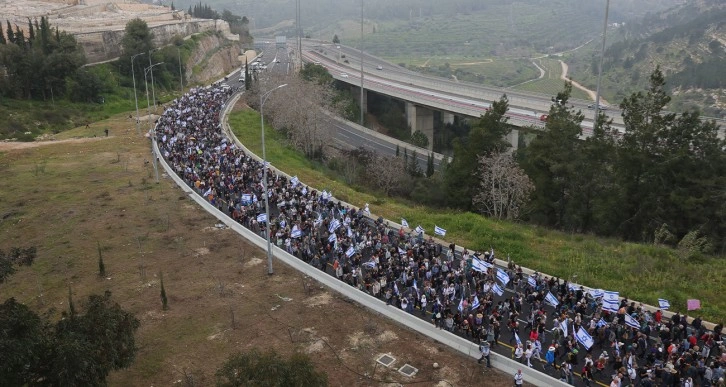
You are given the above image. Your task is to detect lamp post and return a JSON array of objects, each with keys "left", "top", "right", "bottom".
[
  {"left": 359, "top": 0, "right": 365, "bottom": 126},
  {"left": 593, "top": 0, "right": 610, "bottom": 127},
  {"left": 177, "top": 46, "right": 184, "bottom": 94},
  {"left": 260, "top": 83, "right": 288, "bottom": 275},
  {"left": 131, "top": 52, "right": 146, "bottom": 133},
  {"left": 144, "top": 62, "right": 164, "bottom": 132},
  {"left": 148, "top": 49, "right": 159, "bottom": 111}
]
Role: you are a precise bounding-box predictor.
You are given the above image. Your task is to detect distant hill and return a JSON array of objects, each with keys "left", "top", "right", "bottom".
[{"left": 567, "top": 0, "right": 726, "bottom": 117}]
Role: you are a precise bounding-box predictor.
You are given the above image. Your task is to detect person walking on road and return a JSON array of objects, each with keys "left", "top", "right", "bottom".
[
  {"left": 478, "top": 340, "right": 492, "bottom": 368},
  {"left": 514, "top": 369, "right": 524, "bottom": 386}
]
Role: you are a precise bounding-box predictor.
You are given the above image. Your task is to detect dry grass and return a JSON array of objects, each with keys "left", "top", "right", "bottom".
[{"left": 0, "top": 113, "right": 518, "bottom": 386}]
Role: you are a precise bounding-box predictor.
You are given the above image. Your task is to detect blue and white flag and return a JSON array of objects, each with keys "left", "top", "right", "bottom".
[
  {"left": 589, "top": 289, "right": 604, "bottom": 299},
  {"left": 413, "top": 279, "right": 418, "bottom": 291},
  {"left": 471, "top": 296, "right": 480, "bottom": 309},
  {"left": 602, "top": 290, "right": 620, "bottom": 313},
  {"left": 624, "top": 314, "right": 640, "bottom": 330},
  {"left": 347, "top": 227, "right": 353, "bottom": 238},
  {"left": 528, "top": 276, "right": 537, "bottom": 288},
  {"left": 398, "top": 247, "right": 407, "bottom": 256},
  {"left": 314, "top": 214, "right": 323, "bottom": 227},
  {"left": 514, "top": 333, "right": 522, "bottom": 347},
  {"left": 394, "top": 283, "right": 400, "bottom": 295},
  {"left": 596, "top": 318, "right": 607, "bottom": 328},
  {"left": 658, "top": 298, "right": 670, "bottom": 310},
  {"left": 345, "top": 246, "right": 355, "bottom": 258},
  {"left": 401, "top": 218, "right": 409, "bottom": 228},
  {"left": 575, "top": 327, "right": 594, "bottom": 350},
  {"left": 291, "top": 228, "right": 302, "bottom": 238},
  {"left": 415, "top": 225, "right": 424, "bottom": 234},
  {"left": 492, "top": 283, "right": 504, "bottom": 296},
  {"left": 545, "top": 291, "right": 559, "bottom": 307},
  {"left": 434, "top": 225, "right": 447, "bottom": 237},
  {"left": 458, "top": 298, "right": 464, "bottom": 312},
  {"left": 241, "top": 193, "right": 252, "bottom": 205},
  {"left": 472, "top": 258, "right": 492, "bottom": 272},
  {"left": 256, "top": 213, "right": 267, "bottom": 223},
  {"left": 362, "top": 260, "right": 376, "bottom": 269},
  {"left": 363, "top": 203, "right": 370, "bottom": 216},
  {"left": 496, "top": 268, "right": 510, "bottom": 286},
  {"left": 328, "top": 219, "right": 341, "bottom": 233},
  {"left": 290, "top": 176, "right": 300, "bottom": 187},
  {"left": 560, "top": 319, "right": 569, "bottom": 337},
  {"left": 203, "top": 187, "right": 212, "bottom": 197},
  {"left": 328, "top": 233, "right": 337, "bottom": 243}
]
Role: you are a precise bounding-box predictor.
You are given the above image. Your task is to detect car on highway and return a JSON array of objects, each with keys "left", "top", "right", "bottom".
[
  {"left": 340, "top": 73, "right": 349, "bottom": 78},
  {"left": 587, "top": 103, "right": 608, "bottom": 110},
  {"left": 376, "top": 65, "right": 383, "bottom": 70},
  {"left": 539, "top": 114, "right": 548, "bottom": 121}
]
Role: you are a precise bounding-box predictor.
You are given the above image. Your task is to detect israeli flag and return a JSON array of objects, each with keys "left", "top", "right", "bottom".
[
  {"left": 302, "top": 186, "right": 307, "bottom": 195},
  {"left": 492, "top": 283, "right": 504, "bottom": 296},
  {"left": 321, "top": 190, "right": 329, "bottom": 200},
  {"left": 291, "top": 228, "right": 302, "bottom": 238},
  {"left": 658, "top": 298, "right": 670, "bottom": 310},
  {"left": 528, "top": 276, "right": 537, "bottom": 288},
  {"left": 363, "top": 203, "right": 370, "bottom": 216},
  {"left": 596, "top": 318, "right": 607, "bottom": 328},
  {"left": 472, "top": 258, "right": 492, "bottom": 273},
  {"left": 290, "top": 176, "right": 299, "bottom": 187},
  {"left": 256, "top": 213, "right": 267, "bottom": 223},
  {"left": 434, "top": 225, "right": 447, "bottom": 237},
  {"left": 589, "top": 289, "right": 604, "bottom": 299},
  {"left": 241, "top": 193, "right": 252, "bottom": 205},
  {"left": 602, "top": 290, "right": 620, "bottom": 313},
  {"left": 401, "top": 218, "right": 409, "bottom": 228},
  {"left": 328, "top": 233, "right": 337, "bottom": 243},
  {"left": 624, "top": 314, "right": 640, "bottom": 330},
  {"left": 472, "top": 296, "right": 480, "bottom": 309},
  {"left": 394, "top": 283, "right": 400, "bottom": 295},
  {"left": 203, "top": 187, "right": 212, "bottom": 197},
  {"left": 545, "top": 291, "right": 559, "bottom": 307},
  {"left": 575, "top": 327, "right": 594, "bottom": 350},
  {"left": 458, "top": 298, "right": 464, "bottom": 312},
  {"left": 496, "top": 268, "right": 510, "bottom": 286},
  {"left": 328, "top": 219, "right": 341, "bottom": 233},
  {"left": 345, "top": 246, "right": 355, "bottom": 258},
  {"left": 415, "top": 225, "right": 424, "bottom": 234},
  {"left": 560, "top": 319, "right": 569, "bottom": 337},
  {"left": 314, "top": 214, "right": 323, "bottom": 227},
  {"left": 362, "top": 260, "right": 376, "bottom": 269},
  {"left": 514, "top": 333, "right": 522, "bottom": 346}
]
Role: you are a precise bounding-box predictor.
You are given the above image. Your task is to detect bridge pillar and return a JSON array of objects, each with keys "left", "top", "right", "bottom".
[
  {"left": 508, "top": 129, "right": 519, "bottom": 151},
  {"left": 406, "top": 102, "right": 434, "bottom": 150},
  {"left": 351, "top": 86, "right": 368, "bottom": 114},
  {"left": 442, "top": 112, "right": 455, "bottom": 125}
]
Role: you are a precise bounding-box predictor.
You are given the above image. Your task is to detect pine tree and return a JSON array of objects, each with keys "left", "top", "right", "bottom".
[
  {"left": 426, "top": 153, "right": 435, "bottom": 177},
  {"left": 27, "top": 18, "right": 34, "bottom": 44},
  {"left": 160, "top": 272, "right": 168, "bottom": 310},
  {"left": 97, "top": 241, "right": 106, "bottom": 277}
]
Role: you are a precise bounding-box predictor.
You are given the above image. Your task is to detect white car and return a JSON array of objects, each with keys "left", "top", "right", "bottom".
[
  {"left": 376, "top": 65, "right": 383, "bottom": 70},
  {"left": 340, "top": 73, "right": 349, "bottom": 78}
]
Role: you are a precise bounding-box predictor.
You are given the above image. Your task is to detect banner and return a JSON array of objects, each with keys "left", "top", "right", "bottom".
[
  {"left": 687, "top": 299, "right": 701, "bottom": 310},
  {"left": 658, "top": 298, "right": 670, "bottom": 310},
  {"left": 290, "top": 176, "right": 299, "bottom": 187},
  {"left": 575, "top": 327, "right": 594, "bottom": 350},
  {"left": 434, "top": 225, "right": 447, "bottom": 237},
  {"left": 401, "top": 218, "right": 409, "bottom": 228}
]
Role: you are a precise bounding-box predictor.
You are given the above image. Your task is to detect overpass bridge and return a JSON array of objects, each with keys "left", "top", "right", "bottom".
[{"left": 300, "top": 39, "right": 724, "bottom": 149}]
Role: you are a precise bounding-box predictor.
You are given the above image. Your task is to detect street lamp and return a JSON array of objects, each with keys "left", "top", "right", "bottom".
[
  {"left": 177, "top": 46, "right": 184, "bottom": 94},
  {"left": 144, "top": 62, "right": 164, "bottom": 132},
  {"left": 148, "top": 49, "right": 159, "bottom": 111},
  {"left": 131, "top": 52, "right": 146, "bottom": 133},
  {"left": 359, "top": 0, "right": 365, "bottom": 126},
  {"left": 593, "top": 0, "right": 610, "bottom": 127},
  {"left": 260, "top": 83, "right": 288, "bottom": 275}
]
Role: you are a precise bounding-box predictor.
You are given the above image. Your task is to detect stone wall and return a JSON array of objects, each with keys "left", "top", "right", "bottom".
[{"left": 185, "top": 34, "right": 243, "bottom": 85}]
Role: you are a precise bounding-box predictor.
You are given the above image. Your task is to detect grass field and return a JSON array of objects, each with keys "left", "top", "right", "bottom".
[
  {"left": 513, "top": 58, "right": 591, "bottom": 100},
  {"left": 229, "top": 107, "right": 725, "bottom": 324},
  {"left": 0, "top": 112, "right": 515, "bottom": 386}
]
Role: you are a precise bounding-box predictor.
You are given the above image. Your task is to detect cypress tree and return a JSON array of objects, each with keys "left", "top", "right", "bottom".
[
  {"left": 6, "top": 21, "right": 14, "bottom": 45},
  {"left": 426, "top": 153, "right": 435, "bottom": 177},
  {"left": 0, "top": 26, "right": 5, "bottom": 44},
  {"left": 68, "top": 285, "right": 76, "bottom": 318},
  {"left": 97, "top": 241, "right": 106, "bottom": 277},
  {"left": 27, "top": 18, "right": 34, "bottom": 44},
  {"left": 160, "top": 272, "right": 168, "bottom": 310}
]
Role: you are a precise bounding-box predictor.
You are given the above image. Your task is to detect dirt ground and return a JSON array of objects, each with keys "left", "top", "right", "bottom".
[{"left": 0, "top": 115, "right": 528, "bottom": 386}]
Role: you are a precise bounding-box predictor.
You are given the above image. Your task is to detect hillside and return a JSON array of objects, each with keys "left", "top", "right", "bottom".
[{"left": 566, "top": 0, "right": 726, "bottom": 117}]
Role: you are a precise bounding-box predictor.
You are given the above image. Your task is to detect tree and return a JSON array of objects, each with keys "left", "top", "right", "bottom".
[
  {"left": 426, "top": 153, "right": 435, "bottom": 178},
  {"left": 120, "top": 18, "right": 154, "bottom": 77},
  {"left": 444, "top": 95, "right": 511, "bottom": 209},
  {"left": 473, "top": 151, "right": 534, "bottom": 220},
  {"left": 366, "top": 153, "right": 407, "bottom": 195},
  {"left": 97, "top": 241, "right": 106, "bottom": 277},
  {"left": 216, "top": 348, "right": 328, "bottom": 387},
  {"left": 332, "top": 34, "right": 340, "bottom": 44},
  {"left": 160, "top": 271, "right": 168, "bottom": 310},
  {"left": 518, "top": 82, "right": 584, "bottom": 229},
  {"left": 410, "top": 129, "right": 429, "bottom": 148},
  {"left": 0, "top": 25, "right": 5, "bottom": 44}
]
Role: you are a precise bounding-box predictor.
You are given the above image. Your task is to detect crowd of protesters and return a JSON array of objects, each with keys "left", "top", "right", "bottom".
[{"left": 155, "top": 84, "right": 725, "bottom": 387}]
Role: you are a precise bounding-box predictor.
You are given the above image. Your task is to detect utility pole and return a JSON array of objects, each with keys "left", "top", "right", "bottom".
[{"left": 359, "top": 0, "right": 365, "bottom": 127}]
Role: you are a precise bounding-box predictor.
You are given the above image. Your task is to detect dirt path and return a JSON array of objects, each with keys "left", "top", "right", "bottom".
[
  {"left": 0, "top": 136, "right": 113, "bottom": 152},
  {"left": 559, "top": 60, "right": 608, "bottom": 104}
]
